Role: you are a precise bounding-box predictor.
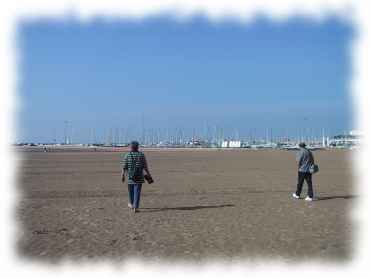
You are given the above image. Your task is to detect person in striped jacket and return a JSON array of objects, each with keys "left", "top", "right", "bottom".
[{"left": 121, "top": 141, "right": 152, "bottom": 213}]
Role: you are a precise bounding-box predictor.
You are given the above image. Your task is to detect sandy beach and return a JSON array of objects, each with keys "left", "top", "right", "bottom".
[{"left": 16, "top": 148, "right": 355, "bottom": 262}]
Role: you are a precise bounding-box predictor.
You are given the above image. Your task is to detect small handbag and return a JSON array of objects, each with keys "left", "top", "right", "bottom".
[
  {"left": 309, "top": 164, "right": 319, "bottom": 174},
  {"left": 144, "top": 174, "right": 154, "bottom": 184}
]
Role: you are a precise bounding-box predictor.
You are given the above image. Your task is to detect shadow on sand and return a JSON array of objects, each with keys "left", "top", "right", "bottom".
[
  {"left": 317, "top": 195, "right": 357, "bottom": 201},
  {"left": 141, "top": 204, "right": 235, "bottom": 212}
]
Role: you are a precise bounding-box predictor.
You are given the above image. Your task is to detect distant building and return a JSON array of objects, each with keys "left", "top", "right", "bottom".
[
  {"left": 229, "top": 141, "right": 241, "bottom": 148},
  {"left": 221, "top": 140, "right": 241, "bottom": 148},
  {"left": 330, "top": 130, "right": 362, "bottom": 148},
  {"left": 221, "top": 141, "right": 228, "bottom": 148}
]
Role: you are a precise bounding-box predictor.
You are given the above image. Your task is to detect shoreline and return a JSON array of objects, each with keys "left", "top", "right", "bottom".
[{"left": 13, "top": 145, "right": 351, "bottom": 153}]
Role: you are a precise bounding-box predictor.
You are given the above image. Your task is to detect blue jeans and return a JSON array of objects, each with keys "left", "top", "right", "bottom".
[{"left": 128, "top": 183, "right": 142, "bottom": 209}]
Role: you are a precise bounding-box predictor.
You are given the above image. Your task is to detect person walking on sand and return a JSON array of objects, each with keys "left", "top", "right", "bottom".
[
  {"left": 121, "top": 141, "right": 152, "bottom": 213},
  {"left": 292, "top": 142, "right": 316, "bottom": 201}
]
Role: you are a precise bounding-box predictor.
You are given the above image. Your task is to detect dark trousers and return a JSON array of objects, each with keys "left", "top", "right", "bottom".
[
  {"left": 128, "top": 183, "right": 142, "bottom": 209},
  {"left": 296, "top": 171, "right": 313, "bottom": 198}
]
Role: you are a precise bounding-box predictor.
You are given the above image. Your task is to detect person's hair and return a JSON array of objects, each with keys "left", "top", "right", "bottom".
[
  {"left": 298, "top": 142, "right": 306, "bottom": 148},
  {"left": 130, "top": 141, "right": 139, "bottom": 151}
]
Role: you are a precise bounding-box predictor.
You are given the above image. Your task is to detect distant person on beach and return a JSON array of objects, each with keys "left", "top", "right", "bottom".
[
  {"left": 121, "top": 141, "right": 152, "bottom": 213},
  {"left": 292, "top": 142, "right": 315, "bottom": 201}
]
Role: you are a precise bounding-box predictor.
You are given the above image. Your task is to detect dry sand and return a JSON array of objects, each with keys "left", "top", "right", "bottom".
[{"left": 16, "top": 148, "right": 355, "bottom": 262}]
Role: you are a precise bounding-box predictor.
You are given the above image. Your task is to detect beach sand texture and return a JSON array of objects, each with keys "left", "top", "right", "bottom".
[{"left": 16, "top": 149, "right": 354, "bottom": 262}]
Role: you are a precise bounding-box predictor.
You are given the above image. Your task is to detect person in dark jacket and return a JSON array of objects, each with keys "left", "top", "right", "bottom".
[
  {"left": 292, "top": 142, "right": 315, "bottom": 201},
  {"left": 121, "top": 141, "right": 152, "bottom": 213}
]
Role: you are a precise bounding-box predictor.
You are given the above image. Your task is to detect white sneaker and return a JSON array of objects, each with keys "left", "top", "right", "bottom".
[
  {"left": 305, "top": 196, "right": 313, "bottom": 202},
  {"left": 128, "top": 203, "right": 133, "bottom": 209},
  {"left": 292, "top": 193, "right": 300, "bottom": 199}
]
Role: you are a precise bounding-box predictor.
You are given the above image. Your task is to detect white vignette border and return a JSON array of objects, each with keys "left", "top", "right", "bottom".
[{"left": 1, "top": 0, "right": 369, "bottom": 277}]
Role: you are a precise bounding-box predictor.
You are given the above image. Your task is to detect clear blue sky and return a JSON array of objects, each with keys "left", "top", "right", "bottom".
[{"left": 18, "top": 16, "right": 353, "bottom": 143}]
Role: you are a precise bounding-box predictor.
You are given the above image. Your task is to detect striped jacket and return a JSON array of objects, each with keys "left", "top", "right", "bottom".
[{"left": 121, "top": 151, "right": 148, "bottom": 184}]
